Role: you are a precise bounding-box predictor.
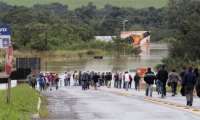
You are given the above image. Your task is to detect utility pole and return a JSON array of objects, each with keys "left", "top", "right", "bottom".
[
  {"left": 122, "top": 19, "right": 128, "bottom": 32},
  {"left": 7, "top": 77, "right": 11, "bottom": 103},
  {"left": 45, "top": 31, "right": 48, "bottom": 72},
  {"left": 122, "top": 20, "right": 128, "bottom": 56}
]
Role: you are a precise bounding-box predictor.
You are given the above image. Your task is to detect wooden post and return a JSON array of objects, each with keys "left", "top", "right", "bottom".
[
  {"left": 0, "top": 73, "right": 10, "bottom": 104},
  {"left": 6, "top": 77, "right": 11, "bottom": 104}
]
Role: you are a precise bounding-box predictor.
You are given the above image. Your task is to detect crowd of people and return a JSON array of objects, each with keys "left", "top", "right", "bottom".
[
  {"left": 64, "top": 71, "right": 133, "bottom": 91},
  {"left": 27, "top": 65, "right": 200, "bottom": 107},
  {"left": 27, "top": 72, "right": 60, "bottom": 91},
  {"left": 144, "top": 66, "right": 200, "bottom": 107}
]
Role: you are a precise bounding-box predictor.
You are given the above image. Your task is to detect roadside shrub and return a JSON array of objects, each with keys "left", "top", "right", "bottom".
[{"left": 86, "top": 50, "right": 95, "bottom": 55}]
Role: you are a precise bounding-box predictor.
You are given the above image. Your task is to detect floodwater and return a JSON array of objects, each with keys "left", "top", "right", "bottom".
[{"left": 42, "top": 43, "right": 168, "bottom": 73}]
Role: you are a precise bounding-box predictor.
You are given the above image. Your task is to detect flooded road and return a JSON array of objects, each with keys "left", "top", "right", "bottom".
[
  {"left": 40, "top": 87, "right": 200, "bottom": 120},
  {"left": 42, "top": 43, "right": 168, "bottom": 73}
]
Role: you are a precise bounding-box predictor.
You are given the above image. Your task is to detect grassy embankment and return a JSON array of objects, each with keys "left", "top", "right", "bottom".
[
  {"left": 0, "top": 0, "right": 168, "bottom": 9},
  {"left": 0, "top": 84, "right": 48, "bottom": 120}
]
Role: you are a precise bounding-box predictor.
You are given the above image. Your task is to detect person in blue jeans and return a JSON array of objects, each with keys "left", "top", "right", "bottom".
[
  {"left": 156, "top": 79, "right": 163, "bottom": 95},
  {"left": 38, "top": 73, "right": 45, "bottom": 91}
]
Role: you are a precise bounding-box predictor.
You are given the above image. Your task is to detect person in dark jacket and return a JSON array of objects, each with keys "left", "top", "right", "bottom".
[
  {"left": 128, "top": 74, "right": 133, "bottom": 89},
  {"left": 182, "top": 67, "right": 196, "bottom": 106},
  {"left": 55, "top": 74, "right": 59, "bottom": 90},
  {"left": 180, "top": 67, "right": 187, "bottom": 82},
  {"left": 118, "top": 72, "right": 123, "bottom": 88},
  {"left": 101, "top": 72, "right": 106, "bottom": 86},
  {"left": 105, "top": 72, "right": 109, "bottom": 86},
  {"left": 27, "top": 73, "right": 37, "bottom": 89},
  {"left": 78, "top": 71, "right": 82, "bottom": 86},
  {"left": 93, "top": 72, "right": 99, "bottom": 90},
  {"left": 86, "top": 71, "right": 91, "bottom": 89},
  {"left": 99, "top": 72, "right": 103, "bottom": 86},
  {"left": 114, "top": 72, "right": 119, "bottom": 88},
  {"left": 194, "top": 68, "right": 199, "bottom": 81},
  {"left": 134, "top": 72, "right": 141, "bottom": 91},
  {"left": 194, "top": 68, "right": 200, "bottom": 97},
  {"left": 156, "top": 65, "right": 168, "bottom": 98},
  {"left": 144, "top": 68, "right": 156, "bottom": 97},
  {"left": 81, "top": 72, "right": 89, "bottom": 90},
  {"left": 106, "top": 72, "right": 112, "bottom": 88}
]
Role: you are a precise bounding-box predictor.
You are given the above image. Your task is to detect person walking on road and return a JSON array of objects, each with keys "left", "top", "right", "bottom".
[
  {"left": 124, "top": 71, "right": 130, "bottom": 91},
  {"left": 93, "top": 72, "right": 99, "bottom": 90},
  {"left": 78, "top": 71, "right": 82, "bottom": 86},
  {"left": 194, "top": 68, "right": 200, "bottom": 97},
  {"left": 182, "top": 67, "right": 196, "bottom": 106},
  {"left": 114, "top": 72, "right": 119, "bottom": 88},
  {"left": 106, "top": 72, "right": 112, "bottom": 88},
  {"left": 123, "top": 73, "right": 126, "bottom": 89},
  {"left": 167, "top": 69, "right": 181, "bottom": 96},
  {"left": 64, "top": 72, "right": 68, "bottom": 86},
  {"left": 48, "top": 73, "right": 54, "bottom": 91},
  {"left": 156, "top": 65, "right": 168, "bottom": 98},
  {"left": 81, "top": 72, "right": 89, "bottom": 90},
  {"left": 128, "top": 74, "right": 133, "bottom": 89},
  {"left": 134, "top": 72, "right": 141, "bottom": 91},
  {"left": 180, "top": 67, "right": 187, "bottom": 82},
  {"left": 144, "top": 68, "right": 156, "bottom": 97},
  {"left": 68, "top": 72, "right": 71, "bottom": 86},
  {"left": 38, "top": 73, "right": 45, "bottom": 91},
  {"left": 55, "top": 74, "right": 60, "bottom": 90},
  {"left": 27, "top": 73, "right": 37, "bottom": 89},
  {"left": 73, "top": 71, "right": 79, "bottom": 86},
  {"left": 101, "top": 72, "right": 105, "bottom": 86},
  {"left": 118, "top": 72, "right": 123, "bottom": 88}
]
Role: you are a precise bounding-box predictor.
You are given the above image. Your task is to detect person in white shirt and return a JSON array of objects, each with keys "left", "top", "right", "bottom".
[{"left": 124, "top": 71, "right": 130, "bottom": 91}]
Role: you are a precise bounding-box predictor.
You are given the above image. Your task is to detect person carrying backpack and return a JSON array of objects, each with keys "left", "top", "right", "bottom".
[{"left": 182, "top": 67, "right": 196, "bottom": 106}]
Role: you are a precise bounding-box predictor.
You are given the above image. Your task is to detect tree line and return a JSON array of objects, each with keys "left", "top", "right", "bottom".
[
  {"left": 0, "top": 2, "right": 168, "bottom": 51},
  {"left": 0, "top": 0, "right": 199, "bottom": 69},
  {"left": 163, "top": 0, "right": 200, "bottom": 69}
]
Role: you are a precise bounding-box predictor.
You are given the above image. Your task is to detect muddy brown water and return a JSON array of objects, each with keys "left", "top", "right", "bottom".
[{"left": 41, "top": 43, "right": 168, "bottom": 73}]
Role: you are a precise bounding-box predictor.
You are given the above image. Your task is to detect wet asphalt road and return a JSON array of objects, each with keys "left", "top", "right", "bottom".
[{"left": 40, "top": 87, "right": 200, "bottom": 120}]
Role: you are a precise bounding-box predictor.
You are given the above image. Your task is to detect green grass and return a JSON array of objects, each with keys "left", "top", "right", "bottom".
[
  {"left": 0, "top": 0, "right": 168, "bottom": 9},
  {"left": 39, "top": 95, "right": 49, "bottom": 118},
  {"left": 0, "top": 84, "right": 40, "bottom": 120}
]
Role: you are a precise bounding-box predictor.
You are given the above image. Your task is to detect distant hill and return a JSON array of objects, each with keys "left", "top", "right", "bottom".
[{"left": 0, "top": 0, "right": 168, "bottom": 9}]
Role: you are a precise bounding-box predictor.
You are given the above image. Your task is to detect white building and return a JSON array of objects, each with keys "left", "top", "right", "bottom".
[{"left": 95, "top": 36, "right": 116, "bottom": 42}]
